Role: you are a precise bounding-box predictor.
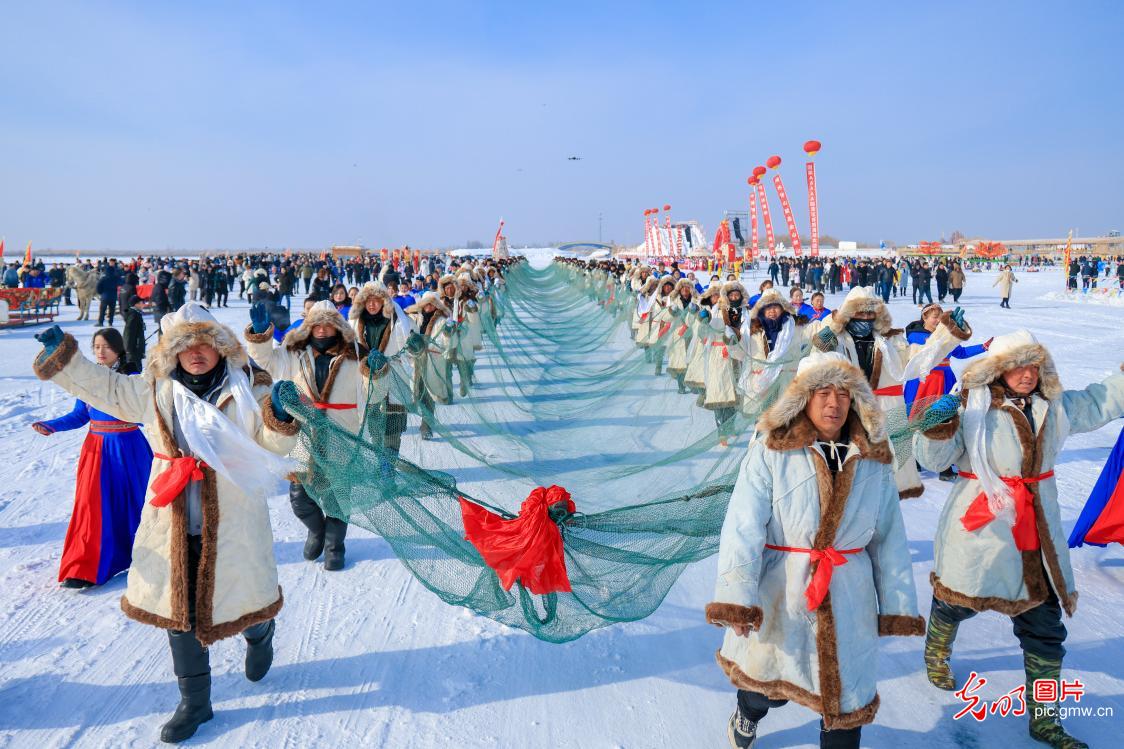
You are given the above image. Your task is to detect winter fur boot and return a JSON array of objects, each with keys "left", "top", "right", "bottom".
[
  {"left": 1024, "top": 651, "right": 1088, "bottom": 749},
  {"left": 923, "top": 614, "right": 959, "bottom": 690},
  {"left": 243, "top": 619, "right": 275, "bottom": 682},
  {"left": 289, "top": 482, "right": 325, "bottom": 561},
  {"left": 162, "top": 630, "right": 212, "bottom": 743}
]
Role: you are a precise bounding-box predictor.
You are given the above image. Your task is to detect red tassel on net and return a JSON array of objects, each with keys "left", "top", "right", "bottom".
[
  {"left": 460, "top": 485, "right": 575, "bottom": 595},
  {"left": 149, "top": 455, "right": 206, "bottom": 507}
]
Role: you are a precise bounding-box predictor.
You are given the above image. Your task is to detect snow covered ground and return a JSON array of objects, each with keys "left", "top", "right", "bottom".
[{"left": 0, "top": 263, "right": 1121, "bottom": 748}]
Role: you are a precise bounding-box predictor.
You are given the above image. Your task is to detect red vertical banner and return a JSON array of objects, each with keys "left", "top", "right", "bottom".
[
  {"left": 749, "top": 186, "right": 759, "bottom": 260},
  {"left": 772, "top": 174, "right": 802, "bottom": 256},
  {"left": 756, "top": 182, "right": 776, "bottom": 257},
  {"left": 806, "top": 162, "right": 819, "bottom": 257}
]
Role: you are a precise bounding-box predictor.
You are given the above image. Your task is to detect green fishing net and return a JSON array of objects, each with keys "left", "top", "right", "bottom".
[{"left": 275, "top": 261, "right": 940, "bottom": 642}]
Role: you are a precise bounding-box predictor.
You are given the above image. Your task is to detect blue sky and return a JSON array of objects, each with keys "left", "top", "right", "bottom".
[{"left": 1, "top": 1, "right": 1121, "bottom": 250}]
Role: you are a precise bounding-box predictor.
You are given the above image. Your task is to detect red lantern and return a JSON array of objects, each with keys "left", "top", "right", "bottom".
[
  {"left": 803, "top": 140, "right": 822, "bottom": 157},
  {"left": 752, "top": 166, "right": 767, "bottom": 178},
  {"left": 766, "top": 155, "right": 782, "bottom": 170},
  {"left": 663, "top": 204, "right": 671, "bottom": 211}
]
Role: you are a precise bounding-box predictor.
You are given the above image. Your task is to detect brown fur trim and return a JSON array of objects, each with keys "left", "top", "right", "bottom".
[
  {"left": 883, "top": 328, "right": 903, "bottom": 338},
  {"left": 939, "top": 310, "right": 972, "bottom": 341},
  {"left": 810, "top": 449, "right": 857, "bottom": 718},
  {"left": 349, "top": 283, "right": 394, "bottom": 321},
  {"left": 404, "top": 291, "right": 451, "bottom": 319},
  {"left": 243, "top": 324, "right": 274, "bottom": 344},
  {"left": 704, "top": 602, "right": 763, "bottom": 630},
  {"left": 261, "top": 394, "right": 301, "bottom": 435},
  {"left": 1005, "top": 402, "right": 1078, "bottom": 616},
  {"left": 188, "top": 466, "right": 283, "bottom": 645},
  {"left": 33, "top": 333, "right": 79, "bottom": 380},
  {"left": 869, "top": 346, "right": 883, "bottom": 389},
  {"left": 898, "top": 485, "right": 925, "bottom": 500},
  {"left": 704, "top": 399, "right": 739, "bottom": 410},
  {"left": 749, "top": 288, "right": 796, "bottom": 319},
  {"left": 834, "top": 290, "right": 894, "bottom": 335},
  {"left": 758, "top": 358, "right": 886, "bottom": 444},
  {"left": 284, "top": 305, "right": 357, "bottom": 350},
  {"left": 252, "top": 368, "right": 273, "bottom": 388},
  {"left": 930, "top": 571, "right": 1041, "bottom": 616},
  {"left": 148, "top": 320, "right": 249, "bottom": 379},
  {"left": 715, "top": 651, "right": 881, "bottom": 730},
  {"left": 960, "top": 343, "right": 1063, "bottom": 400},
  {"left": 847, "top": 412, "right": 894, "bottom": 464},
  {"left": 765, "top": 412, "right": 818, "bottom": 451},
  {"left": 197, "top": 589, "right": 283, "bottom": 647},
  {"left": 878, "top": 614, "right": 925, "bottom": 636},
  {"left": 922, "top": 415, "right": 960, "bottom": 440},
  {"left": 318, "top": 355, "right": 347, "bottom": 402}
]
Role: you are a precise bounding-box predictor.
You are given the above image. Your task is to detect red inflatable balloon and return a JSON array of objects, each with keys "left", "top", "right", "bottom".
[
  {"left": 766, "top": 155, "right": 782, "bottom": 169},
  {"left": 663, "top": 204, "right": 671, "bottom": 211},
  {"left": 803, "top": 140, "right": 822, "bottom": 157},
  {"left": 752, "top": 166, "right": 767, "bottom": 177}
]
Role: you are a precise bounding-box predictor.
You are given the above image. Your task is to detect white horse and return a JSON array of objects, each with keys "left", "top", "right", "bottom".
[{"left": 66, "top": 264, "right": 97, "bottom": 321}]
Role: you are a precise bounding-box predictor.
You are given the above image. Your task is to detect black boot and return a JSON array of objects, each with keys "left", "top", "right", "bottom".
[
  {"left": 161, "top": 630, "right": 212, "bottom": 743},
  {"left": 243, "top": 619, "right": 275, "bottom": 682},
  {"left": 289, "top": 482, "right": 326, "bottom": 561},
  {"left": 323, "top": 517, "right": 348, "bottom": 571}
]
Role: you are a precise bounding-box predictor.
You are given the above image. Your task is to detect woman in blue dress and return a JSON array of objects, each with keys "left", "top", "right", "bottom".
[{"left": 31, "top": 328, "right": 153, "bottom": 588}]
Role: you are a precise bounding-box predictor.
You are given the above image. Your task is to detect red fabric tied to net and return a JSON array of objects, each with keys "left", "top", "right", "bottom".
[
  {"left": 460, "top": 485, "right": 575, "bottom": 595},
  {"left": 149, "top": 454, "right": 206, "bottom": 507}
]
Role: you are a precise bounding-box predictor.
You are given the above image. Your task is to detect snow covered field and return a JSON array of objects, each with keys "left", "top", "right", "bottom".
[{"left": 0, "top": 262, "right": 1121, "bottom": 748}]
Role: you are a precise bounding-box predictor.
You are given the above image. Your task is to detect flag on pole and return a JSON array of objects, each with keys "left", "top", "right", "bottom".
[
  {"left": 0, "top": 238, "right": 5, "bottom": 259},
  {"left": 23, "top": 241, "right": 32, "bottom": 266},
  {"left": 1070, "top": 425, "right": 1124, "bottom": 548}
]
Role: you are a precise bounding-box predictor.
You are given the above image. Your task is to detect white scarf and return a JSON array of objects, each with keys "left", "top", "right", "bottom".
[
  {"left": 962, "top": 386, "right": 1015, "bottom": 526},
  {"left": 171, "top": 363, "right": 297, "bottom": 500}
]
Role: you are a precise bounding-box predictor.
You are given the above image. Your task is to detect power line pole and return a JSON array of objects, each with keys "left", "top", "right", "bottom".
[{"left": 598, "top": 213, "right": 603, "bottom": 243}]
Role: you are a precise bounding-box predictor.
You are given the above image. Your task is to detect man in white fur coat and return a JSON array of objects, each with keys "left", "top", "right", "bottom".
[
  {"left": 244, "top": 299, "right": 371, "bottom": 572},
  {"left": 808, "top": 285, "right": 974, "bottom": 498},
  {"left": 707, "top": 351, "right": 923, "bottom": 749},
  {"left": 914, "top": 330, "right": 1124, "bottom": 749},
  {"left": 32, "top": 304, "right": 300, "bottom": 743}
]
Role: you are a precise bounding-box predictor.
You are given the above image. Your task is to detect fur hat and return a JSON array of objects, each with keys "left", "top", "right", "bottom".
[
  {"left": 757, "top": 351, "right": 886, "bottom": 443},
  {"left": 749, "top": 288, "right": 796, "bottom": 319},
  {"left": 283, "top": 300, "right": 356, "bottom": 350},
  {"left": 438, "top": 273, "right": 458, "bottom": 290},
  {"left": 959, "top": 329, "right": 1062, "bottom": 400},
  {"left": 673, "top": 278, "right": 697, "bottom": 299},
  {"left": 149, "top": 302, "right": 248, "bottom": 379},
  {"left": 639, "top": 276, "right": 659, "bottom": 295},
  {"left": 405, "top": 291, "right": 451, "bottom": 317},
  {"left": 829, "top": 286, "right": 893, "bottom": 335},
  {"left": 719, "top": 281, "right": 748, "bottom": 310},
  {"left": 657, "top": 276, "right": 677, "bottom": 295},
  {"left": 349, "top": 282, "right": 393, "bottom": 321}
]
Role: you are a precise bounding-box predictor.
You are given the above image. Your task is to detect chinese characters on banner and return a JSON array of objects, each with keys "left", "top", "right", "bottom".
[
  {"left": 806, "top": 161, "right": 819, "bottom": 257},
  {"left": 773, "top": 174, "right": 802, "bottom": 256},
  {"left": 749, "top": 189, "right": 759, "bottom": 260},
  {"left": 756, "top": 182, "right": 776, "bottom": 258}
]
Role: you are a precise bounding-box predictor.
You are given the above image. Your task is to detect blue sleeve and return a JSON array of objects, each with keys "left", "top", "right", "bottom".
[
  {"left": 950, "top": 343, "right": 987, "bottom": 359},
  {"left": 41, "top": 400, "right": 91, "bottom": 432}
]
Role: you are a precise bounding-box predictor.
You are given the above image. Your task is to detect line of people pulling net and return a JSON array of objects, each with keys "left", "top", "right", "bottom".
[{"left": 277, "top": 257, "right": 960, "bottom": 643}]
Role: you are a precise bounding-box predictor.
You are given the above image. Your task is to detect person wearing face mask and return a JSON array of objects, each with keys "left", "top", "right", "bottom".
[
  {"left": 349, "top": 282, "right": 412, "bottom": 454},
  {"left": 665, "top": 278, "right": 698, "bottom": 393},
  {"left": 244, "top": 299, "right": 368, "bottom": 572},
  {"left": 913, "top": 332, "right": 1124, "bottom": 749},
  {"left": 31, "top": 328, "right": 153, "bottom": 589},
  {"left": 809, "top": 285, "right": 973, "bottom": 498},
  {"left": 704, "top": 281, "right": 750, "bottom": 446},
  {"left": 646, "top": 277, "right": 678, "bottom": 376},
  {"left": 736, "top": 289, "right": 816, "bottom": 414},
  {"left": 32, "top": 304, "right": 299, "bottom": 743},
  {"left": 684, "top": 285, "right": 721, "bottom": 394},
  {"left": 404, "top": 290, "right": 453, "bottom": 440}
]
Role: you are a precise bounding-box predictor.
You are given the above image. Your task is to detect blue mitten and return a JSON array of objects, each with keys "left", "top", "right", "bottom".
[
  {"left": 925, "top": 394, "right": 961, "bottom": 424},
  {"left": 814, "top": 326, "right": 838, "bottom": 352},
  {"left": 270, "top": 380, "right": 296, "bottom": 422},
  {"left": 35, "top": 325, "right": 64, "bottom": 355},
  {"left": 406, "top": 331, "right": 427, "bottom": 354},
  {"left": 950, "top": 307, "right": 966, "bottom": 329},
  {"left": 250, "top": 303, "right": 271, "bottom": 334},
  {"left": 367, "top": 349, "right": 388, "bottom": 373}
]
